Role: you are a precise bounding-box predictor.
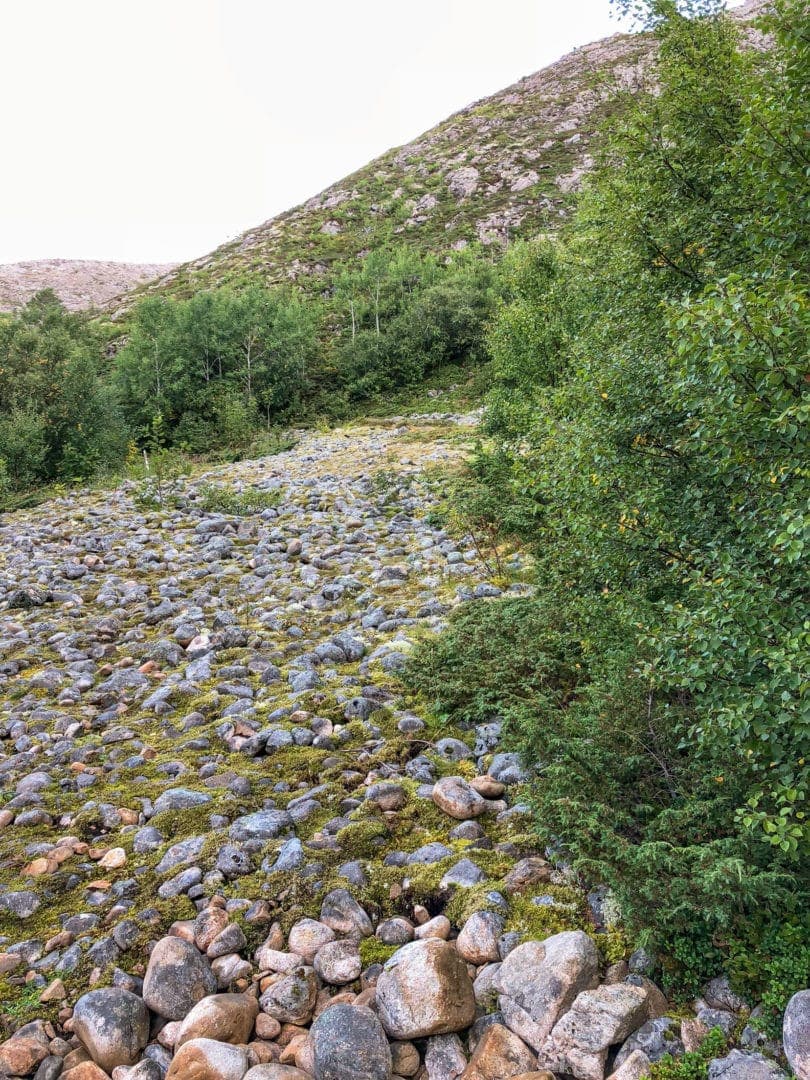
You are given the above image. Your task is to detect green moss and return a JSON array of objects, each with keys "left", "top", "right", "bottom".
[
  {"left": 504, "top": 889, "right": 589, "bottom": 942},
  {"left": 359, "top": 938, "right": 398, "bottom": 967}
]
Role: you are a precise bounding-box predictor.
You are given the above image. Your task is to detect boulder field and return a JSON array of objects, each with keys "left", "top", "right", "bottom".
[{"left": 0, "top": 418, "right": 803, "bottom": 1079}]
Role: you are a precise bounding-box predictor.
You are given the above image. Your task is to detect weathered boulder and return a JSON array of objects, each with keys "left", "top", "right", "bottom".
[
  {"left": 460, "top": 1022, "right": 537, "bottom": 1079},
  {"left": 614, "top": 1017, "right": 683, "bottom": 1067},
  {"left": 432, "top": 776, "right": 490, "bottom": 819},
  {"left": 707, "top": 1049, "right": 787, "bottom": 1079},
  {"left": 229, "top": 810, "right": 293, "bottom": 844},
  {"left": 425, "top": 1033, "right": 467, "bottom": 1079},
  {"left": 143, "top": 936, "right": 217, "bottom": 1020},
  {"left": 607, "top": 1049, "right": 654, "bottom": 1079},
  {"left": 165, "top": 1037, "right": 250, "bottom": 1080},
  {"left": 72, "top": 987, "right": 150, "bottom": 1072},
  {"left": 376, "top": 939, "right": 476, "bottom": 1039},
  {"left": 176, "top": 993, "right": 259, "bottom": 1047},
  {"left": 314, "top": 940, "right": 362, "bottom": 985},
  {"left": 320, "top": 889, "right": 373, "bottom": 938},
  {"left": 310, "top": 1002, "right": 392, "bottom": 1080},
  {"left": 494, "top": 932, "right": 599, "bottom": 1052},
  {"left": 288, "top": 918, "right": 336, "bottom": 963},
  {"left": 0, "top": 1020, "right": 51, "bottom": 1076},
  {"left": 457, "top": 912, "right": 503, "bottom": 965},
  {"left": 259, "top": 966, "right": 318, "bottom": 1025},
  {"left": 784, "top": 990, "right": 810, "bottom": 1080}
]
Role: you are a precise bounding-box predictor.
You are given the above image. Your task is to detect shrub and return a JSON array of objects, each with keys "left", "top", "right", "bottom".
[
  {"left": 407, "top": 0, "right": 810, "bottom": 996},
  {"left": 0, "top": 409, "right": 48, "bottom": 490}
]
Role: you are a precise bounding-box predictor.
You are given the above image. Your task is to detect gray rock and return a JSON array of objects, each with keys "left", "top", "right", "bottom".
[
  {"left": 320, "top": 888, "right": 373, "bottom": 937},
  {"left": 615, "top": 1017, "right": 684, "bottom": 1067},
  {"left": 314, "top": 940, "right": 362, "bottom": 985},
  {"left": 783, "top": 990, "right": 810, "bottom": 1080},
  {"left": 259, "top": 965, "right": 318, "bottom": 1025},
  {"left": 154, "top": 834, "right": 205, "bottom": 874},
  {"left": 311, "top": 1002, "right": 392, "bottom": 1080},
  {"left": 440, "top": 858, "right": 484, "bottom": 889},
  {"left": 72, "top": 987, "right": 150, "bottom": 1072},
  {"left": 425, "top": 1033, "right": 467, "bottom": 1079},
  {"left": 487, "top": 752, "right": 530, "bottom": 784},
  {"left": 216, "top": 844, "right": 252, "bottom": 878},
  {"left": 707, "top": 1049, "right": 787, "bottom": 1079},
  {"left": 229, "top": 809, "right": 293, "bottom": 843},
  {"left": 0, "top": 890, "right": 40, "bottom": 918},
  {"left": 143, "top": 936, "right": 217, "bottom": 1020}
]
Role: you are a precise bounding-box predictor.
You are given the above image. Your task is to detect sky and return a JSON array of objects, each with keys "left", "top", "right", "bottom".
[{"left": 0, "top": 0, "right": 737, "bottom": 265}]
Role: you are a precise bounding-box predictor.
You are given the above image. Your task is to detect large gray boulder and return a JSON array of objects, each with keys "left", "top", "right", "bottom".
[
  {"left": 72, "top": 987, "right": 150, "bottom": 1072},
  {"left": 784, "top": 990, "right": 810, "bottom": 1080},
  {"left": 494, "top": 931, "right": 600, "bottom": 1051},
  {"left": 311, "top": 1003, "right": 392, "bottom": 1080},
  {"left": 143, "top": 936, "right": 217, "bottom": 1020},
  {"left": 376, "top": 939, "right": 476, "bottom": 1040}
]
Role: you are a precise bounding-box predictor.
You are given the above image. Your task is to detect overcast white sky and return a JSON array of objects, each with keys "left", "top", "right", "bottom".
[{"left": 0, "top": 0, "right": 739, "bottom": 265}]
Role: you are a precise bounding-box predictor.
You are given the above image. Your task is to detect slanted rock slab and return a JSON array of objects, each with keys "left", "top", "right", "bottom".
[{"left": 494, "top": 932, "right": 599, "bottom": 1052}]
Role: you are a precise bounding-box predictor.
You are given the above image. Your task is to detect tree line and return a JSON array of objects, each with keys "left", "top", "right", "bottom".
[{"left": 0, "top": 245, "right": 499, "bottom": 498}]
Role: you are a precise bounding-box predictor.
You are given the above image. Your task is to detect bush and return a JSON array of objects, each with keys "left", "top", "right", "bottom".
[
  {"left": 0, "top": 409, "right": 48, "bottom": 490},
  {"left": 649, "top": 1028, "right": 727, "bottom": 1080},
  {"left": 407, "top": 0, "right": 810, "bottom": 996},
  {"left": 0, "top": 292, "right": 130, "bottom": 488},
  {"left": 196, "top": 483, "right": 281, "bottom": 516}
]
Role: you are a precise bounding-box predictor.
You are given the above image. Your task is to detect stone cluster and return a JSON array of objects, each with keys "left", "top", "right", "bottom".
[{"left": 0, "top": 419, "right": 804, "bottom": 1079}]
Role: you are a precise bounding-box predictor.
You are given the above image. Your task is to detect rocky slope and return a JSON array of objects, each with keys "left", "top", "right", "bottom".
[
  {"left": 121, "top": 32, "right": 652, "bottom": 310},
  {"left": 120, "top": 1, "right": 766, "bottom": 314},
  {"left": 0, "top": 261, "right": 176, "bottom": 313},
  {"left": 0, "top": 415, "right": 804, "bottom": 1080}
]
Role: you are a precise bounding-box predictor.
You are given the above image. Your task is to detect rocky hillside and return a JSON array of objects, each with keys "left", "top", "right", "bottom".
[
  {"left": 0, "top": 414, "right": 803, "bottom": 1080},
  {"left": 0, "top": 261, "right": 176, "bottom": 313},
  {"left": 122, "top": 32, "right": 652, "bottom": 309},
  {"left": 122, "top": 1, "right": 765, "bottom": 313}
]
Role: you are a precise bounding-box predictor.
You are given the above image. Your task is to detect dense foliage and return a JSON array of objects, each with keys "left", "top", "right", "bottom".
[
  {"left": 114, "top": 285, "right": 320, "bottom": 451},
  {"left": 0, "top": 246, "right": 498, "bottom": 499},
  {"left": 114, "top": 245, "right": 497, "bottom": 449},
  {"left": 0, "top": 290, "right": 127, "bottom": 493},
  {"left": 408, "top": 0, "right": 809, "bottom": 993}
]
